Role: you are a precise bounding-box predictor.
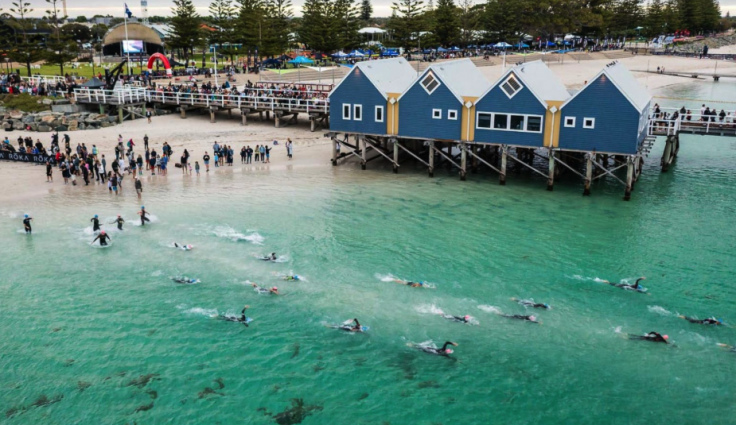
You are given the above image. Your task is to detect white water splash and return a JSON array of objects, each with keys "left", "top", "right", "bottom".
[
  {"left": 415, "top": 304, "right": 445, "bottom": 315},
  {"left": 376, "top": 273, "right": 398, "bottom": 282},
  {"left": 212, "top": 225, "right": 264, "bottom": 244},
  {"left": 477, "top": 305, "right": 502, "bottom": 314},
  {"left": 184, "top": 307, "right": 219, "bottom": 317},
  {"left": 613, "top": 326, "right": 623, "bottom": 334},
  {"left": 648, "top": 305, "right": 673, "bottom": 316},
  {"left": 131, "top": 214, "right": 160, "bottom": 227},
  {"left": 151, "top": 270, "right": 164, "bottom": 277}
]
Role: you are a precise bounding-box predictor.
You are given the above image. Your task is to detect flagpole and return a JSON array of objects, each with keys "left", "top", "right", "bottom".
[{"left": 124, "top": 15, "right": 131, "bottom": 76}]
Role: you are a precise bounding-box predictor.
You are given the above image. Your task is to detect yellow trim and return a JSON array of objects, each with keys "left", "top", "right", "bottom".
[
  {"left": 461, "top": 96, "right": 478, "bottom": 141},
  {"left": 544, "top": 100, "right": 564, "bottom": 148},
  {"left": 386, "top": 92, "right": 401, "bottom": 135}
]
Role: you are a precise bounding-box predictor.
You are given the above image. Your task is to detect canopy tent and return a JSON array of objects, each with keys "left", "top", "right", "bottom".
[
  {"left": 449, "top": 46, "right": 461, "bottom": 51},
  {"left": 514, "top": 43, "right": 530, "bottom": 48},
  {"left": 494, "top": 42, "right": 512, "bottom": 48},
  {"left": 382, "top": 49, "right": 399, "bottom": 57},
  {"left": 81, "top": 77, "right": 106, "bottom": 88},
  {"left": 348, "top": 50, "right": 365, "bottom": 57},
  {"left": 288, "top": 56, "right": 314, "bottom": 64},
  {"left": 546, "top": 41, "right": 557, "bottom": 47},
  {"left": 437, "top": 47, "right": 449, "bottom": 52},
  {"left": 262, "top": 58, "right": 282, "bottom": 65},
  {"left": 358, "top": 27, "right": 386, "bottom": 34},
  {"left": 332, "top": 51, "right": 349, "bottom": 58}
]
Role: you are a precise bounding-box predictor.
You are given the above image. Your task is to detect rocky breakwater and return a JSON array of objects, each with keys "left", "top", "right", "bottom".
[{"left": 1, "top": 109, "right": 119, "bottom": 132}]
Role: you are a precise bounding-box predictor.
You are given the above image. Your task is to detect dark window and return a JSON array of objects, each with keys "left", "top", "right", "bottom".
[
  {"left": 494, "top": 114, "right": 508, "bottom": 129},
  {"left": 527, "top": 116, "right": 542, "bottom": 132},
  {"left": 477, "top": 113, "right": 491, "bottom": 129},
  {"left": 510, "top": 115, "right": 525, "bottom": 130}
]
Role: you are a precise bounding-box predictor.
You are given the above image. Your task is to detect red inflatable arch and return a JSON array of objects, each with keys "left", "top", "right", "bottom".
[{"left": 147, "top": 53, "right": 172, "bottom": 76}]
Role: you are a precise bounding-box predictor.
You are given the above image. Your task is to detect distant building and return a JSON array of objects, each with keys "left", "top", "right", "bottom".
[{"left": 101, "top": 22, "right": 163, "bottom": 56}]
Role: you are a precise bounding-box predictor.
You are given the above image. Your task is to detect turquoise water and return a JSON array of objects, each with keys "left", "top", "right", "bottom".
[{"left": 2, "top": 84, "right": 736, "bottom": 424}]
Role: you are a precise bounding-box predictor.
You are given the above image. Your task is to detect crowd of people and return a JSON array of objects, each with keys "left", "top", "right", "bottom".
[
  {"left": 0, "top": 72, "right": 79, "bottom": 97},
  {"left": 650, "top": 102, "right": 736, "bottom": 125}
]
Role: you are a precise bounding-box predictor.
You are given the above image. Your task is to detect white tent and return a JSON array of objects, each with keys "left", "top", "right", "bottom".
[{"left": 494, "top": 42, "right": 512, "bottom": 48}]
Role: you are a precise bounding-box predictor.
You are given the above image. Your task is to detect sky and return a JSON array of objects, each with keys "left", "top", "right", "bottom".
[{"left": 21, "top": 0, "right": 735, "bottom": 20}]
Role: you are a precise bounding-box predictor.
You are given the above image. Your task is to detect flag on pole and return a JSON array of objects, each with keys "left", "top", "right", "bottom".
[{"left": 124, "top": 3, "right": 133, "bottom": 18}]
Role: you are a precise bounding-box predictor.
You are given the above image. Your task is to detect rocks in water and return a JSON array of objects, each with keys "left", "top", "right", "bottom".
[
  {"left": 133, "top": 402, "right": 154, "bottom": 413},
  {"left": 125, "top": 373, "right": 160, "bottom": 389},
  {"left": 42, "top": 98, "right": 54, "bottom": 105},
  {"left": 77, "top": 381, "right": 92, "bottom": 392},
  {"left": 31, "top": 394, "right": 64, "bottom": 407},
  {"left": 259, "top": 399, "right": 324, "bottom": 425}
]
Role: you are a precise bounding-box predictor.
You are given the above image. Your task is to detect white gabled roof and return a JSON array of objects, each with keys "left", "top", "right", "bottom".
[
  {"left": 397, "top": 58, "right": 491, "bottom": 104},
  {"left": 475, "top": 60, "right": 569, "bottom": 108},
  {"left": 561, "top": 61, "right": 651, "bottom": 113},
  {"left": 329, "top": 58, "right": 417, "bottom": 99}
]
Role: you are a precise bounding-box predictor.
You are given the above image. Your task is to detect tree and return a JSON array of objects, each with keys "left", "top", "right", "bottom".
[
  {"left": 434, "top": 0, "right": 459, "bottom": 46},
  {"left": 90, "top": 24, "right": 109, "bottom": 41},
  {"left": 333, "top": 0, "right": 361, "bottom": 49},
  {"left": 75, "top": 15, "right": 87, "bottom": 22},
  {"left": 645, "top": 0, "right": 665, "bottom": 36},
  {"left": 387, "top": 0, "right": 424, "bottom": 49},
  {"left": 170, "top": 0, "right": 202, "bottom": 66},
  {"left": 264, "top": 0, "right": 293, "bottom": 56},
  {"left": 483, "top": 0, "right": 526, "bottom": 42},
  {"left": 61, "top": 23, "right": 93, "bottom": 42},
  {"left": 299, "top": 0, "right": 336, "bottom": 52},
  {"left": 457, "top": 0, "right": 480, "bottom": 46},
  {"left": 44, "top": 40, "right": 78, "bottom": 75},
  {"left": 7, "top": 1, "right": 46, "bottom": 76},
  {"left": 209, "top": 0, "right": 236, "bottom": 51},
  {"left": 359, "top": 0, "right": 373, "bottom": 22},
  {"left": 235, "top": 0, "right": 266, "bottom": 58}
]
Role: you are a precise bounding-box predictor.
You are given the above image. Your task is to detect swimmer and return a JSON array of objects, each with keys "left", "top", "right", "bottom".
[
  {"left": 629, "top": 331, "right": 669, "bottom": 343},
  {"left": 22, "top": 214, "right": 32, "bottom": 234},
  {"left": 602, "top": 276, "right": 647, "bottom": 292},
  {"left": 440, "top": 314, "right": 472, "bottom": 324},
  {"left": 716, "top": 343, "right": 736, "bottom": 352},
  {"left": 219, "top": 305, "right": 252, "bottom": 327},
  {"left": 335, "top": 318, "right": 364, "bottom": 332},
  {"left": 392, "top": 278, "right": 427, "bottom": 288},
  {"left": 260, "top": 252, "right": 277, "bottom": 261},
  {"left": 91, "top": 231, "right": 111, "bottom": 246},
  {"left": 283, "top": 275, "right": 301, "bottom": 281},
  {"left": 679, "top": 315, "right": 724, "bottom": 326},
  {"left": 91, "top": 214, "right": 101, "bottom": 232},
  {"left": 138, "top": 206, "right": 151, "bottom": 226},
  {"left": 251, "top": 282, "right": 280, "bottom": 295},
  {"left": 500, "top": 314, "right": 539, "bottom": 323},
  {"left": 511, "top": 298, "right": 551, "bottom": 309},
  {"left": 173, "top": 242, "right": 194, "bottom": 251},
  {"left": 410, "top": 341, "right": 458, "bottom": 357},
  {"left": 172, "top": 276, "right": 200, "bottom": 284},
  {"left": 110, "top": 215, "right": 125, "bottom": 230}
]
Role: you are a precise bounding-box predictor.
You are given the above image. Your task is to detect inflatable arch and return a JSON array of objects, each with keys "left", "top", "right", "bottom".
[{"left": 147, "top": 53, "right": 172, "bottom": 76}]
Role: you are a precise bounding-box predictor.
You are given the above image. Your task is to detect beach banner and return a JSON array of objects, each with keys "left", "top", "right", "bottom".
[{"left": 0, "top": 151, "right": 56, "bottom": 164}]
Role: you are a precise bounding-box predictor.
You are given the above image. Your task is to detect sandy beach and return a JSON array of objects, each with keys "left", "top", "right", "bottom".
[{"left": 2, "top": 51, "right": 733, "bottom": 203}]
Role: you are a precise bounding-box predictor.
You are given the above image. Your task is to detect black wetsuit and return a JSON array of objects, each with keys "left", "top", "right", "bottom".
[
  {"left": 631, "top": 332, "right": 668, "bottom": 343},
  {"left": 442, "top": 314, "right": 469, "bottom": 323},
  {"left": 339, "top": 319, "right": 362, "bottom": 332},
  {"left": 114, "top": 217, "right": 124, "bottom": 230},
  {"left": 140, "top": 209, "right": 150, "bottom": 226},
  {"left": 418, "top": 341, "right": 456, "bottom": 356},
  {"left": 503, "top": 314, "right": 538, "bottom": 323},
  {"left": 613, "top": 278, "right": 645, "bottom": 291},
  {"left": 93, "top": 233, "right": 110, "bottom": 246},
  {"left": 518, "top": 301, "right": 550, "bottom": 309},
  {"left": 91, "top": 217, "right": 100, "bottom": 232},
  {"left": 23, "top": 217, "right": 32, "bottom": 233},
  {"left": 684, "top": 317, "right": 720, "bottom": 325}
]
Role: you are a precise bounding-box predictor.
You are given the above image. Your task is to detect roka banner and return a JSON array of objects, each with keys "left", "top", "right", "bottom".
[{"left": 0, "top": 151, "right": 56, "bottom": 164}]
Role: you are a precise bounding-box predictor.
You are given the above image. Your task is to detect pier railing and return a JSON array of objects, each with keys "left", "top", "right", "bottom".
[
  {"left": 73, "top": 87, "right": 330, "bottom": 114},
  {"left": 649, "top": 109, "right": 736, "bottom": 136},
  {"left": 21, "top": 75, "right": 69, "bottom": 85}
]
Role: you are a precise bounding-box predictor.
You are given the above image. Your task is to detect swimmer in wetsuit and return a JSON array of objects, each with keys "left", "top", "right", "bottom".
[
  {"left": 172, "top": 276, "right": 199, "bottom": 284},
  {"left": 22, "top": 215, "right": 32, "bottom": 234},
  {"left": 220, "top": 305, "right": 251, "bottom": 327},
  {"left": 111, "top": 215, "right": 125, "bottom": 230},
  {"left": 283, "top": 275, "right": 300, "bottom": 281},
  {"left": 392, "top": 278, "right": 426, "bottom": 288},
  {"left": 501, "top": 314, "right": 539, "bottom": 323},
  {"left": 603, "top": 277, "right": 646, "bottom": 291},
  {"left": 260, "top": 253, "right": 277, "bottom": 261},
  {"left": 252, "top": 283, "right": 280, "bottom": 295},
  {"left": 412, "top": 341, "right": 458, "bottom": 357},
  {"left": 338, "top": 318, "right": 363, "bottom": 332},
  {"left": 91, "top": 231, "right": 111, "bottom": 246},
  {"left": 440, "top": 314, "right": 472, "bottom": 324},
  {"left": 512, "top": 298, "right": 551, "bottom": 309},
  {"left": 680, "top": 316, "right": 723, "bottom": 326},
  {"left": 629, "top": 331, "right": 669, "bottom": 343},
  {"left": 91, "top": 215, "right": 101, "bottom": 232},
  {"left": 173, "top": 242, "right": 193, "bottom": 251},
  {"left": 139, "top": 206, "right": 150, "bottom": 226}
]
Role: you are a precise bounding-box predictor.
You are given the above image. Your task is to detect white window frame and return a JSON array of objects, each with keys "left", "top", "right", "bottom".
[
  {"left": 375, "top": 105, "right": 384, "bottom": 123},
  {"left": 342, "top": 103, "right": 351, "bottom": 120},
  {"left": 448, "top": 110, "right": 458, "bottom": 120},
  {"left": 421, "top": 72, "right": 441, "bottom": 95},
  {"left": 474, "top": 111, "right": 544, "bottom": 134},
  {"left": 432, "top": 109, "right": 442, "bottom": 120},
  {"left": 583, "top": 117, "right": 595, "bottom": 129},
  {"left": 353, "top": 104, "right": 363, "bottom": 121},
  {"left": 499, "top": 75, "right": 524, "bottom": 99},
  {"left": 564, "top": 117, "right": 576, "bottom": 128}
]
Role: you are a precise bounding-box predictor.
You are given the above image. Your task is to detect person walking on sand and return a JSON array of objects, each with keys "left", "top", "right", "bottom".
[
  {"left": 135, "top": 177, "right": 143, "bottom": 199},
  {"left": 146, "top": 109, "right": 152, "bottom": 124},
  {"left": 46, "top": 161, "right": 53, "bottom": 182},
  {"left": 286, "top": 139, "right": 293, "bottom": 160},
  {"left": 195, "top": 161, "right": 200, "bottom": 176}
]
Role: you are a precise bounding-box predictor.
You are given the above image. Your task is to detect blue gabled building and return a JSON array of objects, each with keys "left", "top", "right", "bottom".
[
  {"left": 328, "top": 58, "right": 417, "bottom": 136},
  {"left": 397, "top": 58, "right": 491, "bottom": 141},
  {"left": 558, "top": 61, "right": 652, "bottom": 154},
  {"left": 473, "top": 60, "right": 570, "bottom": 148}
]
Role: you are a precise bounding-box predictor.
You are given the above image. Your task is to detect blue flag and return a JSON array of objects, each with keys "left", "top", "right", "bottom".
[{"left": 124, "top": 3, "right": 132, "bottom": 18}]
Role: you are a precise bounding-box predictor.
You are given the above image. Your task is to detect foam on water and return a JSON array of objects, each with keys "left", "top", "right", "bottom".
[
  {"left": 211, "top": 225, "right": 264, "bottom": 244},
  {"left": 183, "top": 307, "right": 219, "bottom": 317},
  {"left": 477, "top": 305, "right": 502, "bottom": 314},
  {"left": 415, "top": 304, "right": 445, "bottom": 315},
  {"left": 648, "top": 305, "right": 674, "bottom": 316}
]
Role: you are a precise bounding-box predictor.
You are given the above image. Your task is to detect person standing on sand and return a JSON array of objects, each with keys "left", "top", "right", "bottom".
[
  {"left": 240, "top": 147, "right": 246, "bottom": 164},
  {"left": 254, "top": 144, "right": 260, "bottom": 162},
  {"left": 195, "top": 161, "right": 200, "bottom": 176},
  {"left": 146, "top": 109, "right": 152, "bottom": 123},
  {"left": 286, "top": 139, "right": 293, "bottom": 160},
  {"left": 46, "top": 161, "right": 53, "bottom": 182},
  {"left": 265, "top": 145, "right": 271, "bottom": 163},
  {"left": 135, "top": 177, "right": 143, "bottom": 199},
  {"left": 144, "top": 134, "right": 149, "bottom": 150},
  {"left": 203, "top": 152, "right": 211, "bottom": 172}
]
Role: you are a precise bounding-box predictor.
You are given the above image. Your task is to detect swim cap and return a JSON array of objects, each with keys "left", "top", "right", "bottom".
[
  {"left": 530, "top": 315, "right": 537, "bottom": 321},
  {"left": 294, "top": 275, "right": 299, "bottom": 279},
  {"left": 464, "top": 315, "right": 470, "bottom": 321},
  {"left": 271, "top": 286, "right": 278, "bottom": 291},
  {"left": 663, "top": 335, "right": 669, "bottom": 340},
  {"left": 445, "top": 349, "right": 454, "bottom": 354},
  {"left": 544, "top": 304, "right": 550, "bottom": 308},
  {"left": 101, "top": 231, "right": 106, "bottom": 235},
  {"left": 94, "top": 214, "right": 98, "bottom": 218},
  {"left": 141, "top": 206, "right": 145, "bottom": 209},
  {"left": 117, "top": 215, "right": 121, "bottom": 217},
  {"left": 24, "top": 214, "right": 28, "bottom": 218}
]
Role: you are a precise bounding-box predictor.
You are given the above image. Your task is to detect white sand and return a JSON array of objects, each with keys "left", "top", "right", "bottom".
[{"left": 1, "top": 52, "right": 731, "bottom": 203}]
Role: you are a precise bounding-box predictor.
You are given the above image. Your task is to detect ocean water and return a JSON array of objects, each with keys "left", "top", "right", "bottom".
[{"left": 2, "top": 83, "right": 736, "bottom": 424}]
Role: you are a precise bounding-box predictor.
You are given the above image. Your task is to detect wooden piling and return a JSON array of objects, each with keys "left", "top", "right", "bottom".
[
  {"left": 332, "top": 137, "right": 338, "bottom": 166},
  {"left": 360, "top": 136, "right": 367, "bottom": 170},
  {"left": 460, "top": 143, "right": 467, "bottom": 181},
  {"left": 241, "top": 109, "right": 248, "bottom": 126},
  {"left": 209, "top": 107, "right": 217, "bottom": 123},
  {"left": 624, "top": 156, "right": 633, "bottom": 201},
  {"left": 499, "top": 145, "right": 507, "bottom": 185},
  {"left": 583, "top": 153, "right": 592, "bottom": 196},
  {"left": 118, "top": 107, "right": 124, "bottom": 123},
  {"left": 547, "top": 147, "right": 555, "bottom": 191},
  {"left": 661, "top": 135, "right": 673, "bottom": 172},
  {"left": 428, "top": 141, "right": 434, "bottom": 177},
  {"left": 393, "top": 139, "right": 399, "bottom": 174},
  {"left": 180, "top": 106, "right": 187, "bottom": 119}
]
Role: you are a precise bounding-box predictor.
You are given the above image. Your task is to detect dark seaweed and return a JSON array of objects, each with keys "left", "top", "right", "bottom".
[
  {"left": 291, "top": 343, "right": 300, "bottom": 359},
  {"left": 214, "top": 378, "right": 225, "bottom": 389},
  {"left": 31, "top": 394, "right": 63, "bottom": 407},
  {"left": 126, "top": 374, "right": 160, "bottom": 388},
  {"left": 260, "top": 399, "right": 324, "bottom": 425},
  {"left": 198, "top": 387, "right": 224, "bottom": 399},
  {"left": 77, "top": 381, "right": 92, "bottom": 392},
  {"left": 133, "top": 402, "right": 154, "bottom": 413},
  {"left": 145, "top": 389, "right": 158, "bottom": 399}
]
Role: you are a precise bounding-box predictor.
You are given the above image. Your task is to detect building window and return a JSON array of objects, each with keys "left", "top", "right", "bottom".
[
  {"left": 494, "top": 114, "right": 508, "bottom": 129},
  {"left": 475, "top": 111, "right": 544, "bottom": 133},
  {"left": 527, "top": 116, "right": 542, "bottom": 132},
  {"left": 477, "top": 112, "right": 492, "bottom": 129},
  {"left": 421, "top": 72, "right": 440, "bottom": 94},
  {"left": 343, "top": 104, "right": 351, "bottom": 120},
  {"left": 375, "top": 105, "right": 384, "bottom": 122},
  {"left": 500, "top": 75, "right": 523, "bottom": 99},
  {"left": 583, "top": 117, "right": 595, "bottom": 129},
  {"left": 353, "top": 104, "right": 362, "bottom": 121},
  {"left": 448, "top": 110, "right": 458, "bottom": 120},
  {"left": 432, "top": 109, "right": 442, "bottom": 119},
  {"left": 564, "top": 117, "right": 576, "bottom": 128}
]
